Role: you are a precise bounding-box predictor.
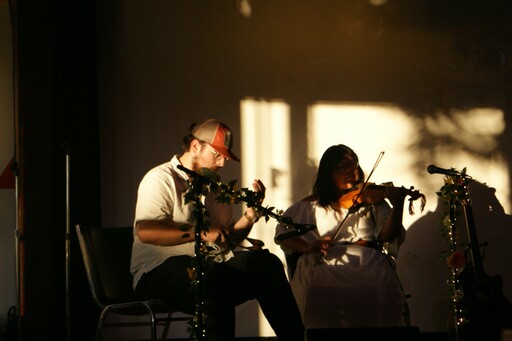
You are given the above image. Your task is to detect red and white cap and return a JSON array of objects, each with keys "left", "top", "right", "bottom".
[{"left": 191, "top": 119, "right": 240, "bottom": 162}]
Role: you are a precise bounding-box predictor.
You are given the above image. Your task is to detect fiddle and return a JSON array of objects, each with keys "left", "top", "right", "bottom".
[{"left": 338, "top": 182, "right": 426, "bottom": 215}]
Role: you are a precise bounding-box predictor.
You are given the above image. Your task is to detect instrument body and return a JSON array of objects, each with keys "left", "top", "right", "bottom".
[
  {"left": 338, "top": 182, "right": 388, "bottom": 208},
  {"left": 331, "top": 181, "right": 425, "bottom": 242},
  {"left": 338, "top": 182, "right": 426, "bottom": 214},
  {"left": 452, "top": 182, "right": 512, "bottom": 341}
]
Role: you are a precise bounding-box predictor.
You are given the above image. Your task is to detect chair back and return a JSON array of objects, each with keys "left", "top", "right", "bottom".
[
  {"left": 76, "top": 225, "right": 137, "bottom": 306},
  {"left": 285, "top": 252, "right": 302, "bottom": 279}
]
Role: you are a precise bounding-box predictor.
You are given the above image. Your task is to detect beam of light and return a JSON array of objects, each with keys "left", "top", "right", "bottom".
[
  {"left": 241, "top": 99, "right": 510, "bottom": 337},
  {"left": 241, "top": 97, "right": 290, "bottom": 337},
  {"left": 308, "top": 102, "right": 429, "bottom": 228}
]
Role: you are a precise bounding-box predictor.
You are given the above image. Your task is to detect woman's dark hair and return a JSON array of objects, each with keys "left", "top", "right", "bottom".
[{"left": 312, "top": 144, "right": 364, "bottom": 207}]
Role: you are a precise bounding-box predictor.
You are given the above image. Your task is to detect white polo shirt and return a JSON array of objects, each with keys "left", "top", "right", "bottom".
[{"left": 130, "top": 155, "right": 234, "bottom": 289}]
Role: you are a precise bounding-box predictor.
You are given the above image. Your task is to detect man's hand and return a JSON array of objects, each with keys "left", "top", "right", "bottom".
[
  {"left": 252, "top": 178, "right": 266, "bottom": 205},
  {"left": 201, "top": 225, "right": 229, "bottom": 243}
]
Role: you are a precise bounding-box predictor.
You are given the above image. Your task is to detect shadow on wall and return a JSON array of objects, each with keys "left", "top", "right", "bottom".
[
  {"left": 397, "top": 195, "right": 452, "bottom": 333},
  {"left": 397, "top": 180, "right": 512, "bottom": 333}
]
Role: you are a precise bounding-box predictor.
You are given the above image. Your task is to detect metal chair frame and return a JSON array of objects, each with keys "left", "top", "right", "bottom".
[{"left": 75, "top": 224, "right": 191, "bottom": 340}]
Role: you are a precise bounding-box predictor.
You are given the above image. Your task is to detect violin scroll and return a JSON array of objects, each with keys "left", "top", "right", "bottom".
[{"left": 401, "top": 185, "right": 427, "bottom": 215}]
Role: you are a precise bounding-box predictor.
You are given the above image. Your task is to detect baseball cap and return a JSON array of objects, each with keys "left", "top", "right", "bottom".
[{"left": 191, "top": 119, "right": 240, "bottom": 162}]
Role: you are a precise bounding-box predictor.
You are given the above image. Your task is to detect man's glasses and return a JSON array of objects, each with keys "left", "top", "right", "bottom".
[{"left": 210, "top": 148, "right": 229, "bottom": 162}]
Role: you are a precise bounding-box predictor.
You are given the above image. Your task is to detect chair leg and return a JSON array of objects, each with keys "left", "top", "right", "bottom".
[
  {"left": 403, "top": 295, "right": 411, "bottom": 327},
  {"left": 150, "top": 311, "right": 158, "bottom": 341},
  {"left": 95, "top": 304, "right": 165, "bottom": 341},
  {"left": 96, "top": 308, "right": 110, "bottom": 341},
  {"left": 159, "top": 313, "right": 173, "bottom": 341}
]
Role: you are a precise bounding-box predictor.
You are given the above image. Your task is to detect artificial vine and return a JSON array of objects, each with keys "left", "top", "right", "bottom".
[{"left": 177, "top": 165, "right": 315, "bottom": 340}]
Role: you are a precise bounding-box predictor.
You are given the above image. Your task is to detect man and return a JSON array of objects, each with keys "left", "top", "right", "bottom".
[{"left": 131, "top": 118, "right": 304, "bottom": 340}]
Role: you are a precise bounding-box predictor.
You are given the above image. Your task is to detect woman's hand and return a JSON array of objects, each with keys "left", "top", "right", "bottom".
[
  {"left": 385, "top": 186, "right": 408, "bottom": 207},
  {"left": 306, "top": 236, "right": 333, "bottom": 256}
]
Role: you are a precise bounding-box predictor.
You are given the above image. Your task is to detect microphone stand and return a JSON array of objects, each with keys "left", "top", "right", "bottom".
[
  {"left": 12, "top": 160, "right": 21, "bottom": 341},
  {"left": 192, "top": 204, "right": 206, "bottom": 341},
  {"left": 63, "top": 141, "right": 71, "bottom": 341},
  {"left": 180, "top": 166, "right": 211, "bottom": 340}
]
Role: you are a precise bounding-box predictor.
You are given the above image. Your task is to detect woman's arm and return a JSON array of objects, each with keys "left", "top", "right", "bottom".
[{"left": 377, "top": 187, "right": 407, "bottom": 243}]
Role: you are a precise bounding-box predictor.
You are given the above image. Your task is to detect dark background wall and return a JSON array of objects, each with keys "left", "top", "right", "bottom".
[
  {"left": 9, "top": 0, "right": 512, "bottom": 340},
  {"left": 12, "top": 0, "right": 100, "bottom": 340}
]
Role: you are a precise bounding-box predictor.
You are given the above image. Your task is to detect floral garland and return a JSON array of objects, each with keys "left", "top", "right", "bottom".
[{"left": 436, "top": 168, "right": 470, "bottom": 330}]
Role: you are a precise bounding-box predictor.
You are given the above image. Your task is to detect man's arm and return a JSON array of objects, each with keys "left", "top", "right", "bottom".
[
  {"left": 136, "top": 219, "right": 234, "bottom": 246},
  {"left": 136, "top": 220, "right": 195, "bottom": 246}
]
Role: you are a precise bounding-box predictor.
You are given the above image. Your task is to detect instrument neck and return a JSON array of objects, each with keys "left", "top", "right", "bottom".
[{"left": 462, "top": 201, "right": 485, "bottom": 276}]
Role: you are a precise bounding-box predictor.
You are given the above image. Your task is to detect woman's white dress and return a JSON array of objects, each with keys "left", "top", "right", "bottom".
[{"left": 275, "top": 199, "right": 406, "bottom": 329}]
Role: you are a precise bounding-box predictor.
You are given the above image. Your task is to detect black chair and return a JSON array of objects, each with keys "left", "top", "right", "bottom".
[
  {"left": 285, "top": 252, "right": 302, "bottom": 279},
  {"left": 75, "top": 224, "right": 191, "bottom": 341}
]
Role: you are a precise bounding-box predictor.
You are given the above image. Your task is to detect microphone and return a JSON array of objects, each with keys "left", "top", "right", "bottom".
[{"left": 427, "top": 164, "right": 460, "bottom": 176}]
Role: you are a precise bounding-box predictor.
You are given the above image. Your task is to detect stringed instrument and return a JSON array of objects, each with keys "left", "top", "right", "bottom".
[
  {"left": 451, "top": 179, "right": 512, "bottom": 340},
  {"left": 338, "top": 181, "right": 426, "bottom": 215},
  {"left": 331, "top": 151, "right": 426, "bottom": 242}
]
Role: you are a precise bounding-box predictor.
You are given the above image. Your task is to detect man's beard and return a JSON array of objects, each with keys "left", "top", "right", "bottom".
[
  {"left": 191, "top": 155, "right": 202, "bottom": 172},
  {"left": 191, "top": 155, "right": 218, "bottom": 173}
]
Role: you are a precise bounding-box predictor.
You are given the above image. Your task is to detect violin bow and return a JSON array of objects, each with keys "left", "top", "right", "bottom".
[{"left": 353, "top": 151, "right": 385, "bottom": 201}]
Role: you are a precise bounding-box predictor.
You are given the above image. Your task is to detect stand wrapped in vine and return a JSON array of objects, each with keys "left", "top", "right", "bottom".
[
  {"left": 436, "top": 168, "right": 470, "bottom": 339},
  {"left": 177, "top": 165, "right": 316, "bottom": 340},
  {"left": 436, "top": 167, "right": 512, "bottom": 340}
]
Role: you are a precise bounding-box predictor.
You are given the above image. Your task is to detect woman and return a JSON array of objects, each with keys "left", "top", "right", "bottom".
[{"left": 275, "top": 144, "right": 407, "bottom": 329}]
